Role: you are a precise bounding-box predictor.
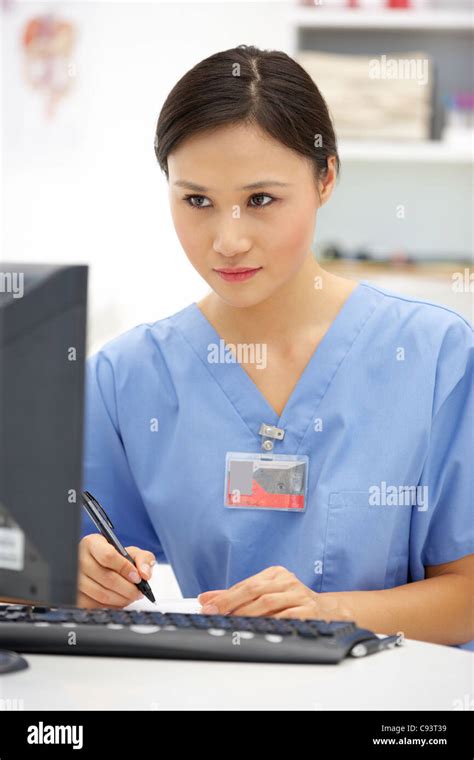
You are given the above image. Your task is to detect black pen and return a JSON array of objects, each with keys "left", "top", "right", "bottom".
[{"left": 81, "top": 490, "right": 156, "bottom": 604}]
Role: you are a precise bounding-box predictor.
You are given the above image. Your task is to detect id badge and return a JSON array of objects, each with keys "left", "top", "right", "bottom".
[{"left": 224, "top": 452, "right": 309, "bottom": 512}]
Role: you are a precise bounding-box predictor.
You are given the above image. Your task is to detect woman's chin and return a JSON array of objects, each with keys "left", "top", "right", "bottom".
[{"left": 211, "top": 288, "right": 272, "bottom": 310}]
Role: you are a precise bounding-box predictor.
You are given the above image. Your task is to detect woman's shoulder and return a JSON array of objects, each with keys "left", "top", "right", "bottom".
[
  {"left": 359, "top": 279, "right": 472, "bottom": 409},
  {"left": 359, "top": 279, "right": 472, "bottom": 356},
  {"left": 360, "top": 278, "right": 472, "bottom": 332},
  {"left": 87, "top": 303, "right": 196, "bottom": 368}
]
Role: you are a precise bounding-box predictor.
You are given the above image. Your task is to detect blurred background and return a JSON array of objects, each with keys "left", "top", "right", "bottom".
[{"left": 2, "top": 0, "right": 472, "bottom": 595}]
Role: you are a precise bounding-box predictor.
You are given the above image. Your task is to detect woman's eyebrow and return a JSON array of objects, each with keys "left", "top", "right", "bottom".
[{"left": 173, "top": 180, "right": 291, "bottom": 191}]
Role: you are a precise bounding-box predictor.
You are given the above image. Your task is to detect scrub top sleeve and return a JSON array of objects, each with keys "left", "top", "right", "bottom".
[
  {"left": 80, "top": 350, "right": 167, "bottom": 563},
  {"left": 412, "top": 318, "right": 473, "bottom": 571}
]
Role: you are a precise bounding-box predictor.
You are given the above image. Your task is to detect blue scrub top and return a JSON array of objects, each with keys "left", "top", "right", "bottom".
[{"left": 80, "top": 280, "right": 473, "bottom": 651}]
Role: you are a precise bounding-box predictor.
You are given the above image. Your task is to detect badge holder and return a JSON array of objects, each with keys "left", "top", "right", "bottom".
[{"left": 224, "top": 424, "right": 308, "bottom": 512}]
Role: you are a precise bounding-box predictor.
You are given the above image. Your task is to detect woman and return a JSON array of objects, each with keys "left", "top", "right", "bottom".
[{"left": 78, "top": 45, "right": 473, "bottom": 650}]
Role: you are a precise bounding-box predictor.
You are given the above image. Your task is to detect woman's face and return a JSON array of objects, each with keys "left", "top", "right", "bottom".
[{"left": 167, "top": 122, "right": 334, "bottom": 308}]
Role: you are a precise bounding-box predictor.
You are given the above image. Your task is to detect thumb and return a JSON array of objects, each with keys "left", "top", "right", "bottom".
[{"left": 125, "top": 546, "right": 156, "bottom": 580}]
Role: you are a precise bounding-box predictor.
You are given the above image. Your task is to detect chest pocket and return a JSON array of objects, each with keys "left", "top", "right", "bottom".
[{"left": 321, "top": 491, "right": 410, "bottom": 593}]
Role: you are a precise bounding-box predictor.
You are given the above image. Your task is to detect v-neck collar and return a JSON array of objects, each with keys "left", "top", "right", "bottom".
[{"left": 173, "top": 280, "right": 381, "bottom": 452}]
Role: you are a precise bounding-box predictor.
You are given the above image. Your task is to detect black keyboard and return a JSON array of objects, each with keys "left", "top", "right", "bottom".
[{"left": 0, "top": 603, "right": 395, "bottom": 664}]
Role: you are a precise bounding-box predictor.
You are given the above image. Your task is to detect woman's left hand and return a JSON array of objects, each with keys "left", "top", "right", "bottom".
[{"left": 198, "top": 565, "right": 354, "bottom": 620}]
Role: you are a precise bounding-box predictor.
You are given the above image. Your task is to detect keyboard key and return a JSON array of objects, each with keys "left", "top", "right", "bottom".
[
  {"left": 89, "top": 612, "right": 110, "bottom": 624},
  {"left": 226, "top": 617, "right": 254, "bottom": 631},
  {"left": 271, "top": 620, "right": 295, "bottom": 635},
  {"left": 252, "top": 619, "right": 279, "bottom": 634},
  {"left": 147, "top": 612, "right": 169, "bottom": 626},
  {"left": 2, "top": 611, "right": 25, "bottom": 621},
  {"left": 207, "top": 616, "right": 233, "bottom": 629},
  {"left": 167, "top": 614, "right": 193, "bottom": 628},
  {"left": 31, "top": 610, "right": 71, "bottom": 623},
  {"left": 72, "top": 610, "right": 91, "bottom": 624},
  {"left": 290, "top": 621, "right": 320, "bottom": 638},
  {"left": 189, "top": 615, "right": 213, "bottom": 629},
  {"left": 128, "top": 612, "right": 150, "bottom": 625},
  {"left": 310, "top": 621, "right": 334, "bottom": 636}
]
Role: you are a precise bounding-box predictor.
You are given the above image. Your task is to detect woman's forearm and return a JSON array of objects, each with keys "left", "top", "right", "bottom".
[{"left": 330, "top": 573, "right": 474, "bottom": 646}]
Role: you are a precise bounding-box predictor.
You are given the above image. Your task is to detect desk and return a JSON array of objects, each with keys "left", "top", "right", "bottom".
[
  {"left": 0, "top": 615, "right": 472, "bottom": 710},
  {"left": 1, "top": 571, "right": 472, "bottom": 710}
]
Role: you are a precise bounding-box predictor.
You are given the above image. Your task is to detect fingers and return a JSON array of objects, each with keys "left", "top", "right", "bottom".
[
  {"left": 226, "top": 590, "right": 308, "bottom": 618},
  {"left": 203, "top": 578, "right": 295, "bottom": 616},
  {"left": 201, "top": 567, "right": 281, "bottom": 604},
  {"left": 76, "top": 589, "right": 123, "bottom": 610},
  {"left": 83, "top": 534, "right": 155, "bottom": 582},
  {"left": 124, "top": 546, "right": 156, "bottom": 581},
  {"left": 273, "top": 606, "right": 311, "bottom": 620},
  {"left": 77, "top": 534, "right": 155, "bottom": 609},
  {"left": 197, "top": 589, "right": 225, "bottom": 604},
  {"left": 78, "top": 573, "right": 138, "bottom": 609},
  {"left": 203, "top": 567, "right": 296, "bottom": 616},
  {"left": 76, "top": 590, "right": 98, "bottom": 609},
  {"left": 80, "top": 550, "right": 144, "bottom": 605},
  {"left": 273, "top": 601, "right": 354, "bottom": 622}
]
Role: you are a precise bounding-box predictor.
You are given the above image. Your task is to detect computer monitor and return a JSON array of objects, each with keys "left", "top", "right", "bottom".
[{"left": 0, "top": 263, "right": 88, "bottom": 607}]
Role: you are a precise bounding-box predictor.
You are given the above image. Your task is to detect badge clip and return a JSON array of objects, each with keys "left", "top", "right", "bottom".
[{"left": 258, "top": 423, "right": 285, "bottom": 452}]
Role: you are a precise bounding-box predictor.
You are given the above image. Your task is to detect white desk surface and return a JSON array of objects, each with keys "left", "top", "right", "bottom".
[{"left": 1, "top": 595, "right": 472, "bottom": 710}]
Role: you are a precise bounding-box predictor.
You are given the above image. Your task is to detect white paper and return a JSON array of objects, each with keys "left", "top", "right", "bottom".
[
  {"left": 125, "top": 596, "right": 202, "bottom": 613},
  {"left": 124, "top": 566, "right": 202, "bottom": 613}
]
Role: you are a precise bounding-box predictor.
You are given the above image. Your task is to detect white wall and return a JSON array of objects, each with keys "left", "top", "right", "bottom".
[
  {"left": 3, "top": 1, "right": 471, "bottom": 357},
  {"left": 2, "top": 1, "right": 293, "bottom": 354}
]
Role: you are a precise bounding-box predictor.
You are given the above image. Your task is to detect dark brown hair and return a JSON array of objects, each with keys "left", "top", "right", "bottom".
[{"left": 154, "top": 44, "right": 340, "bottom": 187}]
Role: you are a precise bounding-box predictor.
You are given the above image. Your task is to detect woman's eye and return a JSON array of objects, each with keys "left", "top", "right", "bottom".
[
  {"left": 183, "top": 193, "right": 275, "bottom": 210},
  {"left": 183, "top": 195, "right": 211, "bottom": 209},
  {"left": 249, "top": 193, "right": 274, "bottom": 208}
]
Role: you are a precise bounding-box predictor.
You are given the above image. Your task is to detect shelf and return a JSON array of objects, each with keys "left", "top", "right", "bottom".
[
  {"left": 320, "top": 260, "right": 473, "bottom": 278},
  {"left": 291, "top": 7, "right": 474, "bottom": 31},
  {"left": 337, "top": 139, "right": 473, "bottom": 163}
]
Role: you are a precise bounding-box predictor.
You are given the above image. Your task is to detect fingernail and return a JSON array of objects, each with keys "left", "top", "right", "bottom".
[
  {"left": 128, "top": 570, "right": 140, "bottom": 583},
  {"left": 140, "top": 563, "right": 151, "bottom": 578},
  {"left": 202, "top": 603, "right": 219, "bottom": 614}
]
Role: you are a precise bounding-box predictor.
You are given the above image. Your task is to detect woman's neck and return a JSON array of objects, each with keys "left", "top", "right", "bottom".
[{"left": 197, "top": 255, "right": 358, "bottom": 346}]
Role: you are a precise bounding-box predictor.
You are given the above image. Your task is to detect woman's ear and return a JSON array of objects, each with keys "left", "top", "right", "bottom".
[{"left": 319, "top": 155, "right": 338, "bottom": 206}]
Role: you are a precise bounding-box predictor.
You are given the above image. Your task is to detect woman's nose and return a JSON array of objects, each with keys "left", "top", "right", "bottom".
[{"left": 213, "top": 233, "right": 251, "bottom": 258}]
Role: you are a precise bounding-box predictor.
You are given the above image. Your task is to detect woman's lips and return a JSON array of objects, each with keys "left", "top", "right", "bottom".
[{"left": 214, "top": 267, "right": 262, "bottom": 282}]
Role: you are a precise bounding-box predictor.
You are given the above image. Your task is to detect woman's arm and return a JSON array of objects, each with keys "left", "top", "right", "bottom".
[
  {"left": 330, "top": 554, "right": 474, "bottom": 646},
  {"left": 199, "top": 556, "right": 474, "bottom": 646}
]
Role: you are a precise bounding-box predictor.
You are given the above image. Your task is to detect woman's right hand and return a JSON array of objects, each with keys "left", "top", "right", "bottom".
[{"left": 77, "top": 534, "right": 156, "bottom": 609}]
